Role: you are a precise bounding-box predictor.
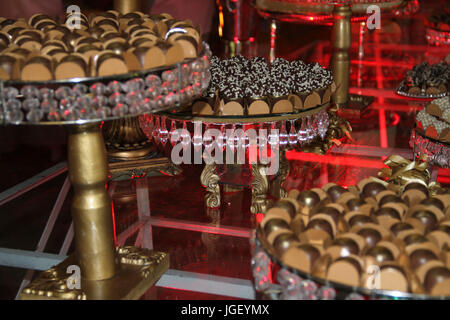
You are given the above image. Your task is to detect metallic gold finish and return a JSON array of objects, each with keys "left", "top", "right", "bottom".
[
  {"left": 331, "top": 5, "right": 352, "bottom": 108},
  {"left": 109, "top": 156, "right": 182, "bottom": 181},
  {"left": 114, "top": 0, "right": 142, "bottom": 14},
  {"left": 251, "top": 164, "right": 271, "bottom": 214},
  {"left": 272, "top": 149, "right": 290, "bottom": 198},
  {"left": 20, "top": 246, "right": 169, "bottom": 300},
  {"left": 103, "top": 117, "right": 153, "bottom": 160},
  {"left": 223, "top": 184, "right": 245, "bottom": 193},
  {"left": 201, "top": 163, "right": 221, "bottom": 208},
  {"left": 67, "top": 123, "right": 117, "bottom": 281}
]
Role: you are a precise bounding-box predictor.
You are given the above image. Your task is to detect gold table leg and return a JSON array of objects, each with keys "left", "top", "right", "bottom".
[
  {"left": 331, "top": 4, "right": 352, "bottom": 108},
  {"left": 200, "top": 163, "right": 221, "bottom": 208},
  {"left": 20, "top": 123, "right": 169, "bottom": 300},
  {"left": 114, "top": 0, "right": 142, "bottom": 14},
  {"left": 250, "top": 164, "right": 271, "bottom": 214},
  {"left": 277, "top": 149, "right": 291, "bottom": 198}
]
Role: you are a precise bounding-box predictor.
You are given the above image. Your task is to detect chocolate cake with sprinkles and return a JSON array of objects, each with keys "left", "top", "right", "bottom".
[
  {"left": 416, "top": 97, "right": 450, "bottom": 143},
  {"left": 403, "top": 62, "right": 449, "bottom": 96},
  {"left": 191, "top": 55, "right": 334, "bottom": 116}
]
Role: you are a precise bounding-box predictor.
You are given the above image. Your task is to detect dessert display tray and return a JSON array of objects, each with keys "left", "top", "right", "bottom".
[
  {"left": 156, "top": 102, "right": 328, "bottom": 124},
  {"left": 410, "top": 128, "right": 450, "bottom": 169},
  {"left": 396, "top": 81, "right": 448, "bottom": 100},
  {"left": 0, "top": 43, "right": 211, "bottom": 126},
  {"left": 252, "top": 228, "right": 450, "bottom": 300}
]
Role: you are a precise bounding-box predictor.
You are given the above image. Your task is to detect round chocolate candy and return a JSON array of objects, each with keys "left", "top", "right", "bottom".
[
  {"left": 282, "top": 243, "right": 321, "bottom": 273},
  {"left": 404, "top": 182, "right": 429, "bottom": 196},
  {"left": 297, "top": 243, "right": 321, "bottom": 266},
  {"left": 327, "top": 256, "right": 362, "bottom": 287},
  {"left": 420, "top": 198, "right": 445, "bottom": 211},
  {"left": 409, "top": 249, "right": 439, "bottom": 270},
  {"left": 348, "top": 214, "right": 374, "bottom": 228},
  {"left": 314, "top": 206, "right": 341, "bottom": 224},
  {"left": 357, "top": 227, "right": 382, "bottom": 248},
  {"left": 378, "top": 264, "right": 409, "bottom": 292},
  {"left": 362, "top": 182, "right": 386, "bottom": 199},
  {"left": 379, "top": 194, "right": 404, "bottom": 207},
  {"left": 273, "top": 232, "right": 298, "bottom": 256},
  {"left": 403, "top": 233, "right": 429, "bottom": 245},
  {"left": 333, "top": 237, "right": 359, "bottom": 255},
  {"left": 327, "top": 185, "right": 346, "bottom": 202},
  {"left": 411, "top": 209, "right": 438, "bottom": 233},
  {"left": 297, "top": 190, "right": 320, "bottom": 208},
  {"left": 346, "top": 198, "right": 366, "bottom": 212},
  {"left": 373, "top": 207, "right": 401, "bottom": 220},
  {"left": 272, "top": 200, "right": 297, "bottom": 218},
  {"left": 366, "top": 245, "right": 395, "bottom": 264},
  {"left": 306, "top": 218, "right": 333, "bottom": 238},
  {"left": 290, "top": 216, "right": 305, "bottom": 235},
  {"left": 390, "top": 222, "right": 414, "bottom": 237},
  {"left": 424, "top": 266, "right": 450, "bottom": 295},
  {"left": 263, "top": 218, "right": 290, "bottom": 236}
]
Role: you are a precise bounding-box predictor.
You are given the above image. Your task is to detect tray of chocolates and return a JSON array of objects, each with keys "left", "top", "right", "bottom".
[
  {"left": 415, "top": 97, "right": 450, "bottom": 144},
  {"left": 425, "top": 10, "right": 450, "bottom": 46},
  {"left": 0, "top": 11, "right": 211, "bottom": 125},
  {"left": 252, "top": 176, "right": 450, "bottom": 299},
  {"left": 410, "top": 96, "right": 450, "bottom": 169},
  {"left": 189, "top": 55, "right": 334, "bottom": 117},
  {"left": 396, "top": 61, "right": 449, "bottom": 99}
]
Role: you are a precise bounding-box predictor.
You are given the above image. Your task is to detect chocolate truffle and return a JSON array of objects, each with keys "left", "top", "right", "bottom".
[
  {"left": 366, "top": 245, "right": 395, "bottom": 264},
  {"left": 391, "top": 222, "right": 414, "bottom": 237},
  {"left": 263, "top": 218, "right": 290, "bottom": 236},
  {"left": 357, "top": 227, "right": 382, "bottom": 248},
  {"left": 424, "top": 266, "right": 450, "bottom": 295},
  {"left": 373, "top": 207, "right": 401, "bottom": 220},
  {"left": 410, "top": 249, "right": 439, "bottom": 270},
  {"left": 362, "top": 182, "right": 387, "bottom": 199},
  {"left": 411, "top": 209, "right": 438, "bottom": 233},
  {"left": 327, "top": 185, "right": 347, "bottom": 202}
]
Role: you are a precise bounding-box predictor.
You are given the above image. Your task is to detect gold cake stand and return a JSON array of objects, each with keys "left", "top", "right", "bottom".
[
  {"left": 254, "top": 1, "right": 406, "bottom": 108},
  {"left": 151, "top": 102, "right": 351, "bottom": 214},
  {"left": 0, "top": 43, "right": 209, "bottom": 301},
  {"left": 20, "top": 122, "right": 169, "bottom": 300}
]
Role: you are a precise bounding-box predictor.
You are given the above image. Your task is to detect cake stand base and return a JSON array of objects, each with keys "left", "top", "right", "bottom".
[
  {"left": 336, "top": 94, "right": 374, "bottom": 114},
  {"left": 200, "top": 156, "right": 288, "bottom": 214},
  {"left": 19, "top": 246, "right": 169, "bottom": 300},
  {"left": 109, "top": 155, "right": 182, "bottom": 181}
]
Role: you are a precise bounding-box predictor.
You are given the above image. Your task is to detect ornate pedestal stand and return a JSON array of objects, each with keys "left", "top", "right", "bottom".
[
  {"left": 1, "top": 45, "right": 210, "bottom": 300},
  {"left": 104, "top": 0, "right": 178, "bottom": 182},
  {"left": 143, "top": 103, "right": 350, "bottom": 213}
]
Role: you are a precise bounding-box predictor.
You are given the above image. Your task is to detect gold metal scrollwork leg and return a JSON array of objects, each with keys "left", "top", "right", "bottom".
[
  {"left": 251, "top": 164, "right": 270, "bottom": 214},
  {"left": 200, "top": 163, "right": 221, "bottom": 208},
  {"left": 278, "top": 149, "right": 290, "bottom": 198}
]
